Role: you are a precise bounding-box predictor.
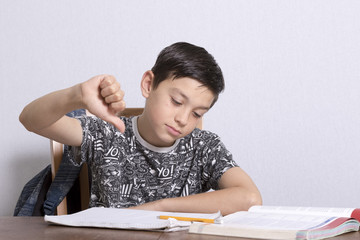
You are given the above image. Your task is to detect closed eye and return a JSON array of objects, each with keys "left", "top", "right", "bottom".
[
  {"left": 193, "top": 112, "right": 202, "bottom": 118},
  {"left": 171, "top": 97, "right": 182, "bottom": 106}
]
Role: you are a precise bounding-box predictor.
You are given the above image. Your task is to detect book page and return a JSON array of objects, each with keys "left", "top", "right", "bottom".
[
  {"left": 223, "top": 211, "right": 335, "bottom": 230},
  {"left": 190, "top": 212, "right": 358, "bottom": 240},
  {"left": 249, "top": 205, "right": 355, "bottom": 218}
]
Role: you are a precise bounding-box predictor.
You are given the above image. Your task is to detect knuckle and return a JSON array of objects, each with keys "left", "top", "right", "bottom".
[
  {"left": 108, "top": 85, "right": 115, "bottom": 92},
  {"left": 113, "top": 93, "right": 121, "bottom": 101},
  {"left": 104, "top": 96, "right": 111, "bottom": 104},
  {"left": 100, "top": 88, "right": 108, "bottom": 97}
]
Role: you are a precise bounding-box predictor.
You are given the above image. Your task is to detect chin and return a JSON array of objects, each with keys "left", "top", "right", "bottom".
[{"left": 160, "top": 136, "right": 179, "bottom": 147}]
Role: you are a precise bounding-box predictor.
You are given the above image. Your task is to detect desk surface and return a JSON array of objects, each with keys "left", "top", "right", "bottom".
[{"left": 1, "top": 217, "right": 359, "bottom": 240}]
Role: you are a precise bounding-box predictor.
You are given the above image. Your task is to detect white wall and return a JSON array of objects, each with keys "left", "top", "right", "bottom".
[{"left": 1, "top": 0, "right": 359, "bottom": 216}]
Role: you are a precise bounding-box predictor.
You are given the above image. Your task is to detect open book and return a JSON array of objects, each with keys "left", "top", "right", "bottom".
[
  {"left": 189, "top": 205, "right": 360, "bottom": 240},
  {"left": 44, "top": 207, "right": 221, "bottom": 232}
]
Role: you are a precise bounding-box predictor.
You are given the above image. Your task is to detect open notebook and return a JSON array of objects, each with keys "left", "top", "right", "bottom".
[{"left": 44, "top": 207, "right": 221, "bottom": 232}]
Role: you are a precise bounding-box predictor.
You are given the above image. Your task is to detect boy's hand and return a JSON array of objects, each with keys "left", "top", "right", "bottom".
[{"left": 80, "top": 74, "right": 126, "bottom": 133}]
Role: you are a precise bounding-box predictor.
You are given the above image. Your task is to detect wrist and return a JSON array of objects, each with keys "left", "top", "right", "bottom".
[{"left": 67, "top": 83, "right": 85, "bottom": 110}]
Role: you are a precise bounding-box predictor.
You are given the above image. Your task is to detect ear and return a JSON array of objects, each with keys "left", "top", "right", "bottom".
[{"left": 140, "top": 70, "right": 154, "bottom": 98}]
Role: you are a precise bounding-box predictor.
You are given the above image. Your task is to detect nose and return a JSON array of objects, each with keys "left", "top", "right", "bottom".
[{"left": 174, "top": 110, "right": 189, "bottom": 127}]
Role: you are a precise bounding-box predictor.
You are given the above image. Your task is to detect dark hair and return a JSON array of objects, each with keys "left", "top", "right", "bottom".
[{"left": 151, "top": 42, "right": 224, "bottom": 107}]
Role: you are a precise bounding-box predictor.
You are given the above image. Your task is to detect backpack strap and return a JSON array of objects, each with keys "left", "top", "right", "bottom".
[
  {"left": 43, "top": 149, "right": 82, "bottom": 215},
  {"left": 14, "top": 165, "right": 52, "bottom": 216},
  {"left": 43, "top": 109, "right": 86, "bottom": 215}
]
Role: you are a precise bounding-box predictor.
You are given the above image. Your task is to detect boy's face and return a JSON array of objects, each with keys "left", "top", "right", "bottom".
[{"left": 139, "top": 74, "right": 215, "bottom": 147}]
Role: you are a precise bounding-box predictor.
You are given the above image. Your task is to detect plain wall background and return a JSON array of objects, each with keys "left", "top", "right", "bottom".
[{"left": 1, "top": 0, "right": 359, "bottom": 216}]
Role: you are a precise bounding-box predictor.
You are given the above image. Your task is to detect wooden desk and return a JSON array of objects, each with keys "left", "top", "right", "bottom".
[{"left": 1, "top": 217, "right": 359, "bottom": 240}]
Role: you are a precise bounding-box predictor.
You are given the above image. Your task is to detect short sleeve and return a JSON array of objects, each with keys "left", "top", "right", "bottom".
[
  {"left": 199, "top": 132, "right": 238, "bottom": 190},
  {"left": 65, "top": 115, "right": 100, "bottom": 166}
]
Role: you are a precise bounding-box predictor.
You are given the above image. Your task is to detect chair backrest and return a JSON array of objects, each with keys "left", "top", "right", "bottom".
[{"left": 50, "top": 108, "right": 202, "bottom": 215}]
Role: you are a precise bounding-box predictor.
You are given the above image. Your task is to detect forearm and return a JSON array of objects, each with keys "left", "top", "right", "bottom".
[
  {"left": 19, "top": 84, "right": 82, "bottom": 133},
  {"left": 20, "top": 75, "right": 126, "bottom": 146},
  {"left": 133, "top": 187, "right": 262, "bottom": 216}
]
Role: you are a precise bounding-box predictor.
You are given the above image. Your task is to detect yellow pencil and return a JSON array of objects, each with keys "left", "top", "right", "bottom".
[{"left": 159, "top": 215, "right": 215, "bottom": 223}]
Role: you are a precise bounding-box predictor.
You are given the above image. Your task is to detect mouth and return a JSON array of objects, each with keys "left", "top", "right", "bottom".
[{"left": 166, "top": 124, "right": 181, "bottom": 136}]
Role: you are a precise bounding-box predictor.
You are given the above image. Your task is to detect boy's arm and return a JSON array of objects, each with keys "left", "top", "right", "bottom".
[
  {"left": 19, "top": 74, "right": 126, "bottom": 146},
  {"left": 131, "top": 167, "right": 262, "bottom": 215}
]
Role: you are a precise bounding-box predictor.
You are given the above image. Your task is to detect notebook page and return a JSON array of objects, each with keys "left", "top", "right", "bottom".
[{"left": 45, "top": 207, "right": 221, "bottom": 231}]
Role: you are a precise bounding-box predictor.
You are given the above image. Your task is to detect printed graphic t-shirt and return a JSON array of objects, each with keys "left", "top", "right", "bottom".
[{"left": 71, "top": 116, "right": 238, "bottom": 208}]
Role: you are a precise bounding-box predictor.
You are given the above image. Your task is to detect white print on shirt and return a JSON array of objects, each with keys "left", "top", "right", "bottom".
[
  {"left": 105, "top": 146, "right": 120, "bottom": 158},
  {"left": 120, "top": 184, "right": 133, "bottom": 197},
  {"left": 72, "top": 116, "right": 238, "bottom": 208},
  {"left": 157, "top": 165, "right": 175, "bottom": 180}
]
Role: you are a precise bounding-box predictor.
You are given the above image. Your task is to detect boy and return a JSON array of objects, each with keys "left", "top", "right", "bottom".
[{"left": 20, "top": 42, "right": 262, "bottom": 215}]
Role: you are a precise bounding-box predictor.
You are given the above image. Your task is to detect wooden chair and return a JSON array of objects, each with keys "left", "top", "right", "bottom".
[{"left": 50, "top": 108, "right": 202, "bottom": 215}]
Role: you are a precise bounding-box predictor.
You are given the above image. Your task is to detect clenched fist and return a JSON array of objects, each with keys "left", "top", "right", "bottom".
[{"left": 80, "top": 74, "right": 126, "bottom": 132}]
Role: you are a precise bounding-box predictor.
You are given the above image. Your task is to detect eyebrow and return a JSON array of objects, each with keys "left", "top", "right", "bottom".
[{"left": 171, "top": 88, "right": 211, "bottom": 110}]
